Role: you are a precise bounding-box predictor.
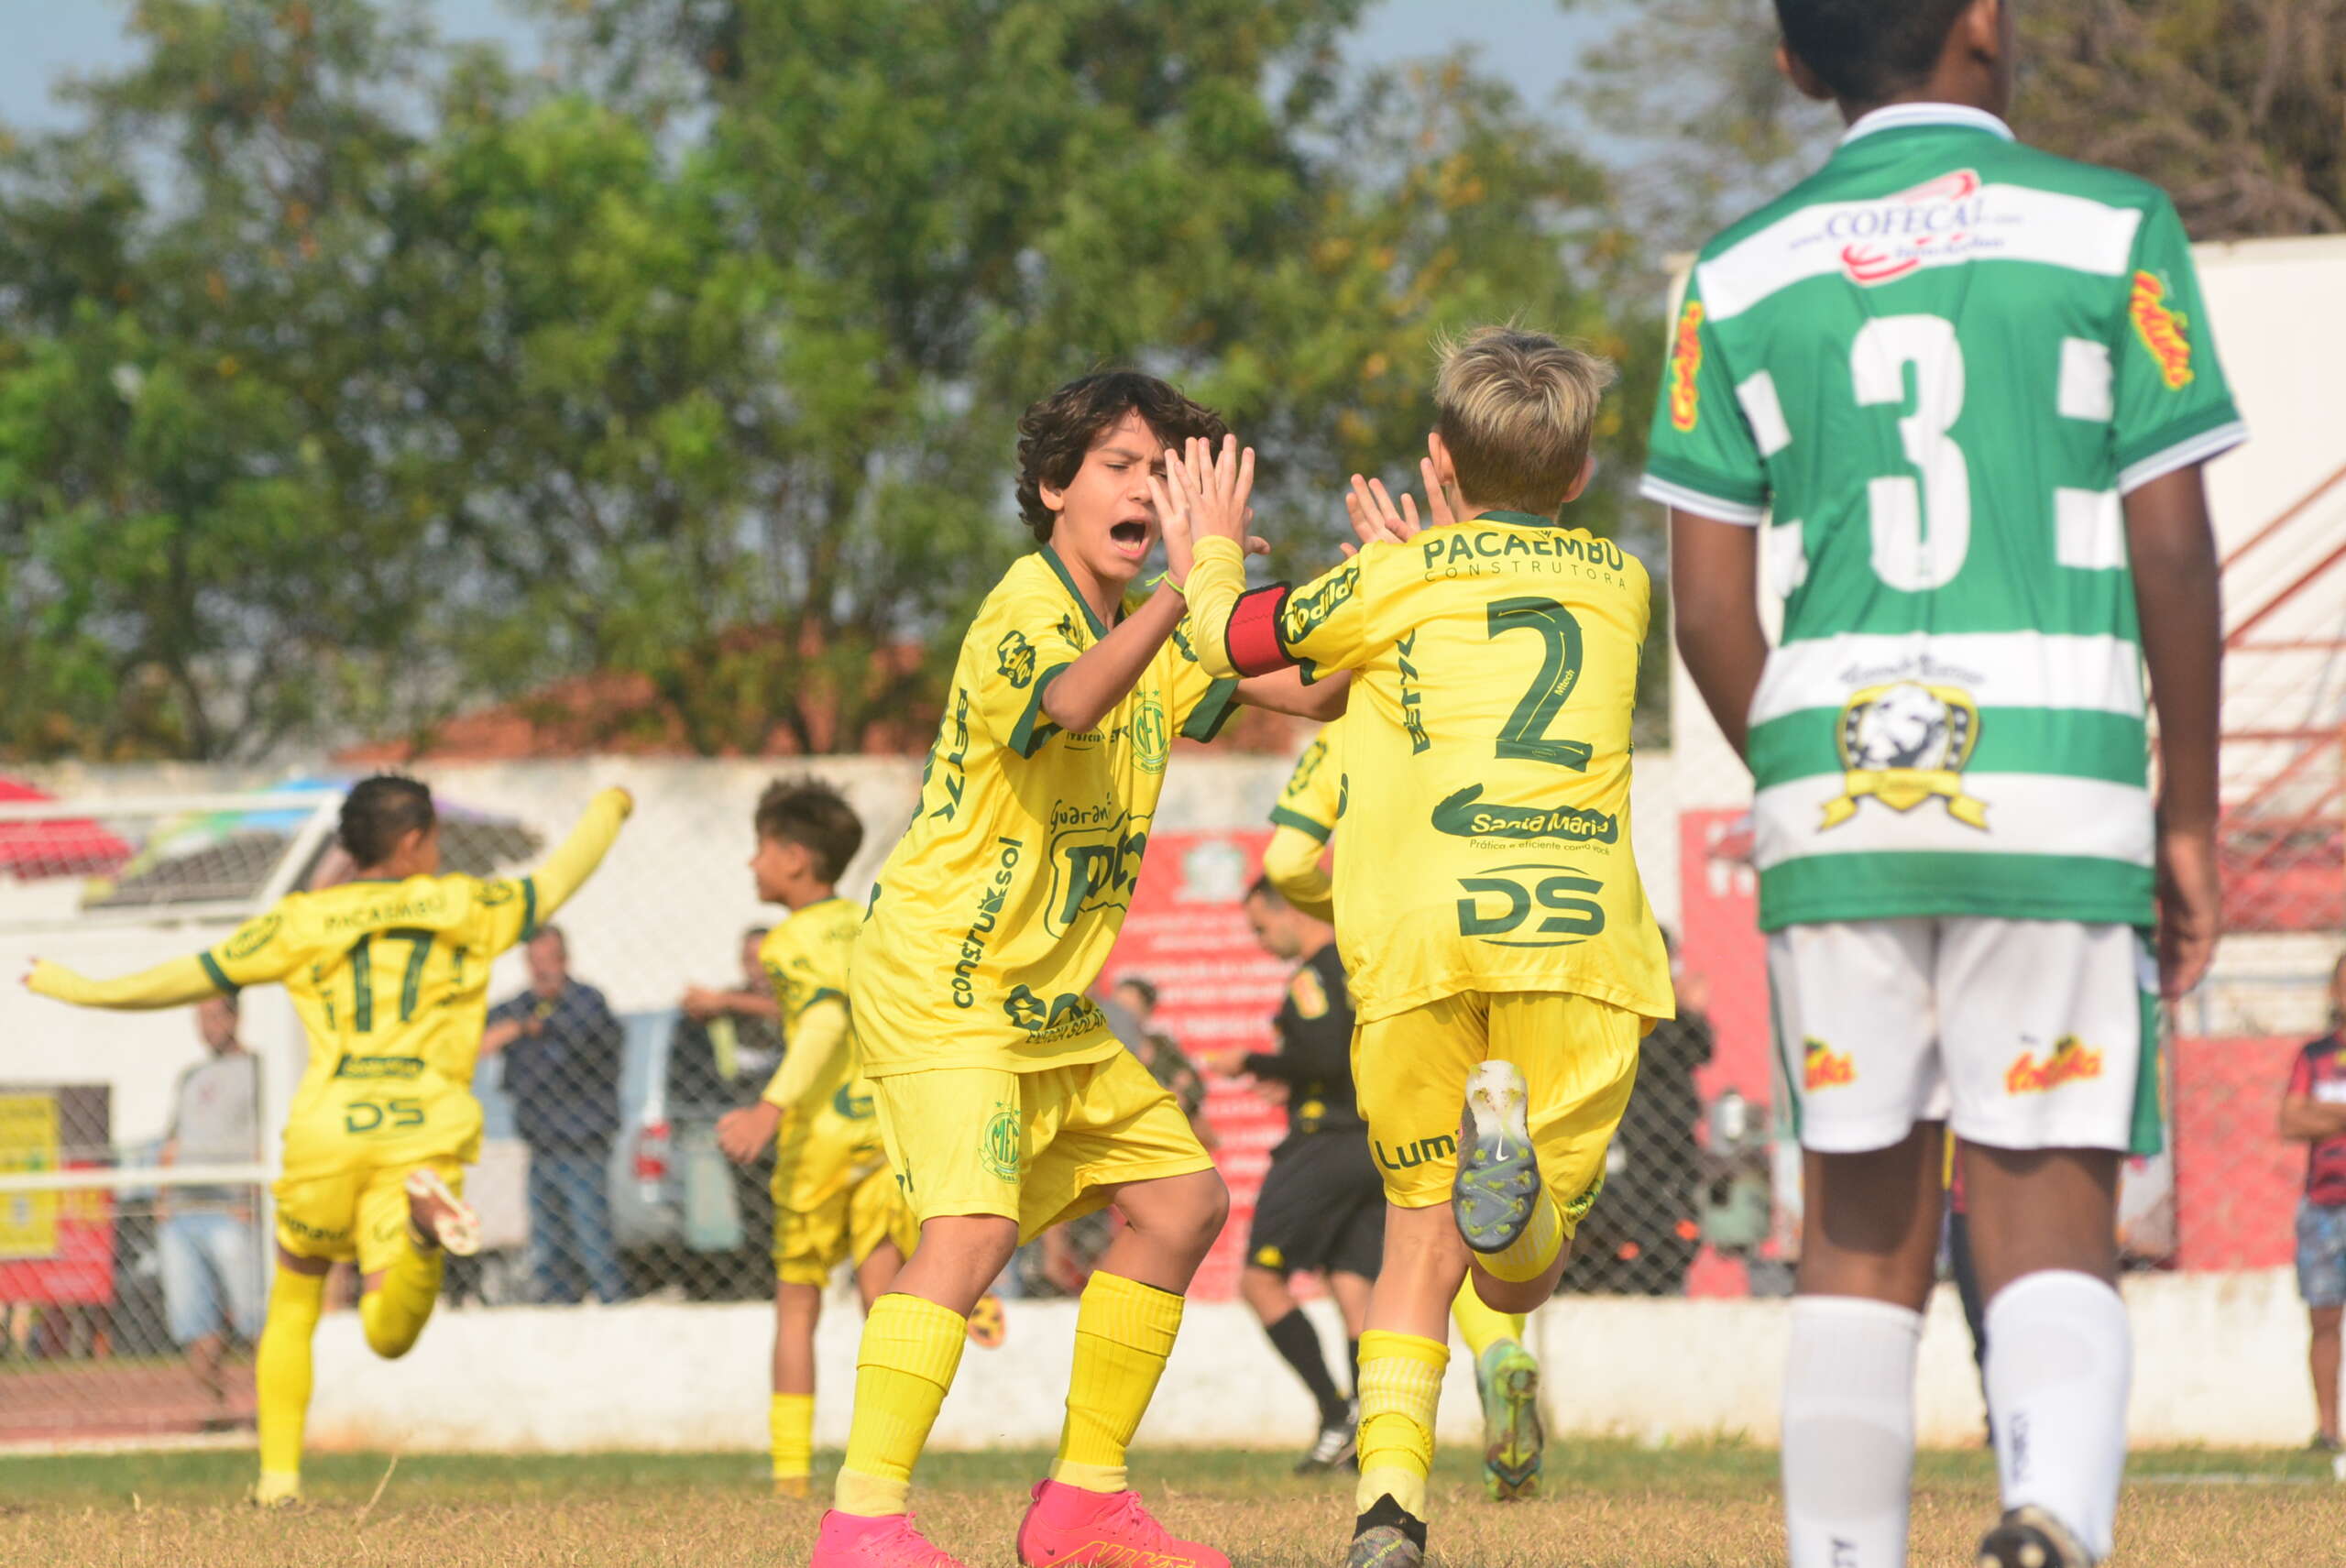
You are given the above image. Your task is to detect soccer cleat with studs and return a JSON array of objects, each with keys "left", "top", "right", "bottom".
[
  {"left": 403, "top": 1166, "right": 481, "bottom": 1256},
  {"left": 1476, "top": 1339, "right": 1544, "bottom": 1500},
  {"left": 1976, "top": 1505, "right": 2092, "bottom": 1568},
  {"left": 809, "top": 1508, "right": 972, "bottom": 1568},
  {"left": 1346, "top": 1496, "right": 1427, "bottom": 1568},
  {"left": 1295, "top": 1403, "right": 1358, "bottom": 1475},
  {"left": 1016, "top": 1478, "right": 1230, "bottom": 1568},
  {"left": 1453, "top": 1061, "right": 1540, "bottom": 1255}
]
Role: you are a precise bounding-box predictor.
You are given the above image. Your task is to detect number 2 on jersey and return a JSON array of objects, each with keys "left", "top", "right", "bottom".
[
  {"left": 346, "top": 928, "right": 434, "bottom": 1032},
  {"left": 1486, "top": 597, "right": 1594, "bottom": 771}
]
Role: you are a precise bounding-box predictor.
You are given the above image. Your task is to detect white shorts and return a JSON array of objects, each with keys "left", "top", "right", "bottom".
[{"left": 1768, "top": 918, "right": 2160, "bottom": 1156}]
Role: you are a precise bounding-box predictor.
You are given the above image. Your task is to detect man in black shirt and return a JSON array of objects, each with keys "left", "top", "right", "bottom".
[{"left": 1227, "top": 876, "right": 1386, "bottom": 1475}]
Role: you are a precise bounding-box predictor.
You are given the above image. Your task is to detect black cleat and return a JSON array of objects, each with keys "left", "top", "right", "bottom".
[
  {"left": 1977, "top": 1506, "right": 2092, "bottom": 1568},
  {"left": 1347, "top": 1496, "right": 1428, "bottom": 1568}
]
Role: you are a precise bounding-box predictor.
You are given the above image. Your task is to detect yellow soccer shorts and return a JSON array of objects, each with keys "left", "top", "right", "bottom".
[
  {"left": 1353, "top": 990, "right": 1643, "bottom": 1229},
  {"left": 872, "top": 1047, "right": 1215, "bottom": 1242},
  {"left": 772, "top": 1105, "right": 917, "bottom": 1286},
  {"left": 274, "top": 1075, "right": 483, "bottom": 1276}
]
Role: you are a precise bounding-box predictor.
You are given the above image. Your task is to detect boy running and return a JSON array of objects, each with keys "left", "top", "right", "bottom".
[
  {"left": 25, "top": 777, "right": 630, "bottom": 1504},
  {"left": 812, "top": 372, "right": 1343, "bottom": 1568},
  {"left": 715, "top": 777, "right": 922, "bottom": 1497},
  {"left": 1647, "top": 4, "right": 2239, "bottom": 1563},
  {"left": 1176, "top": 327, "right": 1675, "bottom": 1567},
  {"left": 1259, "top": 720, "right": 1550, "bottom": 1501}
]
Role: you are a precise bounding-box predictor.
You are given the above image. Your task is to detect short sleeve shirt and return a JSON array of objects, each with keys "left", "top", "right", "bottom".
[{"left": 2288, "top": 1034, "right": 2346, "bottom": 1207}]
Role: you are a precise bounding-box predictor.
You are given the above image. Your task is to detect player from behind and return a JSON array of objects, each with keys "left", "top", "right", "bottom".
[
  {"left": 1648, "top": 4, "right": 2240, "bottom": 1564},
  {"left": 1175, "top": 329, "right": 1674, "bottom": 1567},
  {"left": 1259, "top": 720, "right": 1550, "bottom": 1501},
  {"left": 24, "top": 776, "right": 631, "bottom": 1505},
  {"left": 811, "top": 373, "right": 1343, "bottom": 1568},
  {"left": 713, "top": 777, "right": 924, "bottom": 1498}
]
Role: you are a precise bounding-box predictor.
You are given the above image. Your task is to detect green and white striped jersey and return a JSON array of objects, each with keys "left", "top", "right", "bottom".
[{"left": 1642, "top": 104, "right": 2245, "bottom": 933}]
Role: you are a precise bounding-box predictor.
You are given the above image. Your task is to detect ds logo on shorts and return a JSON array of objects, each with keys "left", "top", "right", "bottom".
[
  {"left": 2006, "top": 1036, "right": 2103, "bottom": 1095},
  {"left": 1803, "top": 1038, "right": 1856, "bottom": 1091},
  {"left": 981, "top": 1102, "right": 1022, "bottom": 1183}
]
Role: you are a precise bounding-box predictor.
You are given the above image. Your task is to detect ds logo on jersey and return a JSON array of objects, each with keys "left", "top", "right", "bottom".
[
  {"left": 1453, "top": 863, "right": 1606, "bottom": 948},
  {"left": 1823, "top": 682, "right": 1987, "bottom": 832}
]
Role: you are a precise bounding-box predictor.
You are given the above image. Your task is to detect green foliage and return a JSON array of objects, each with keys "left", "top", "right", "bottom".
[{"left": 0, "top": 0, "right": 1657, "bottom": 760}]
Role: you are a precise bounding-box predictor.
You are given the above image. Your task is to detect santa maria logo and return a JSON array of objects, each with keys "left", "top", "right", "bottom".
[
  {"left": 1803, "top": 1037, "right": 1855, "bottom": 1091},
  {"left": 1132, "top": 693, "right": 1169, "bottom": 775},
  {"left": 1823, "top": 682, "right": 1987, "bottom": 831},
  {"left": 1830, "top": 169, "right": 1984, "bottom": 286},
  {"left": 2006, "top": 1036, "right": 2104, "bottom": 1095},
  {"left": 2129, "top": 270, "right": 2194, "bottom": 389},
  {"left": 996, "top": 629, "right": 1037, "bottom": 689},
  {"left": 1668, "top": 300, "right": 1705, "bottom": 431},
  {"left": 981, "top": 1101, "right": 1022, "bottom": 1182}
]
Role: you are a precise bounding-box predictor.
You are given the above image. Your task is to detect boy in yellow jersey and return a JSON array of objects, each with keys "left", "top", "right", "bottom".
[
  {"left": 714, "top": 777, "right": 923, "bottom": 1497},
  {"left": 22, "top": 775, "right": 630, "bottom": 1505},
  {"left": 1173, "top": 328, "right": 1674, "bottom": 1568},
  {"left": 813, "top": 372, "right": 1343, "bottom": 1568},
  {"left": 1262, "top": 717, "right": 1550, "bottom": 1502}
]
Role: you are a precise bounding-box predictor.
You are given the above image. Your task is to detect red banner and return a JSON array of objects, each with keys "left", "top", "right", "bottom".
[
  {"left": 1104, "top": 828, "right": 1288, "bottom": 1301},
  {"left": 1676, "top": 808, "right": 1771, "bottom": 1105}
]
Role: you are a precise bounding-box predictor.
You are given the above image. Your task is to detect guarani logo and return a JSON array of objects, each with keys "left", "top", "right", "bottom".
[
  {"left": 1668, "top": 300, "right": 1705, "bottom": 431},
  {"left": 2128, "top": 271, "right": 2194, "bottom": 389},
  {"left": 981, "top": 1101, "right": 1022, "bottom": 1182},
  {"left": 1132, "top": 693, "right": 1169, "bottom": 775},
  {"left": 1431, "top": 784, "right": 1617, "bottom": 844},
  {"left": 1825, "top": 682, "right": 1986, "bottom": 830}
]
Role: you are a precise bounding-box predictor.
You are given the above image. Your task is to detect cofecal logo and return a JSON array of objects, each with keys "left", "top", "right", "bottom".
[
  {"left": 2129, "top": 270, "right": 2194, "bottom": 389},
  {"left": 1668, "top": 300, "right": 1705, "bottom": 431},
  {"left": 1831, "top": 169, "right": 1984, "bottom": 286}
]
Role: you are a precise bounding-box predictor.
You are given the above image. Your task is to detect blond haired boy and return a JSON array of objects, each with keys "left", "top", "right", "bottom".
[{"left": 1170, "top": 327, "right": 1673, "bottom": 1567}]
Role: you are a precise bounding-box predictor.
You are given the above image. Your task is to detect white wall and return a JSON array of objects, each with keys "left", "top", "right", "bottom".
[{"left": 304, "top": 1269, "right": 2310, "bottom": 1453}]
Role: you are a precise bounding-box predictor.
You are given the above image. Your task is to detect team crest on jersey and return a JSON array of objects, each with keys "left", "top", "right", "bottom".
[
  {"left": 1668, "top": 300, "right": 1705, "bottom": 431},
  {"left": 2006, "top": 1036, "right": 2104, "bottom": 1094},
  {"left": 2129, "top": 270, "right": 2194, "bottom": 389},
  {"left": 1822, "top": 682, "right": 1988, "bottom": 831},
  {"left": 996, "top": 630, "right": 1037, "bottom": 689},
  {"left": 1132, "top": 693, "right": 1169, "bottom": 775},
  {"left": 1289, "top": 965, "right": 1330, "bottom": 1021},
  {"left": 1830, "top": 169, "right": 1984, "bottom": 286},
  {"left": 1803, "top": 1037, "right": 1855, "bottom": 1091}
]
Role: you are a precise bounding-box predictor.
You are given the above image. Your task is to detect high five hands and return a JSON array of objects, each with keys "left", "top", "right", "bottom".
[
  {"left": 1342, "top": 439, "right": 1464, "bottom": 557},
  {"left": 1150, "top": 435, "right": 1266, "bottom": 588}
]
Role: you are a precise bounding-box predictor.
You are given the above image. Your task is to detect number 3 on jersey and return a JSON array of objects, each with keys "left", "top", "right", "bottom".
[{"left": 1854, "top": 315, "right": 1970, "bottom": 591}]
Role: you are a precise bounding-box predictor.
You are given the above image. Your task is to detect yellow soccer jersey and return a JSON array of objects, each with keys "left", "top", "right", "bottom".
[
  {"left": 1188, "top": 520, "right": 1672, "bottom": 1024},
  {"left": 757, "top": 896, "right": 876, "bottom": 1132},
  {"left": 851, "top": 547, "right": 1240, "bottom": 1077},
  {"left": 29, "top": 791, "right": 631, "bottom": 1121},
  {"left": 1271, "top": 718, "right": 1344, "bottom": 843}
]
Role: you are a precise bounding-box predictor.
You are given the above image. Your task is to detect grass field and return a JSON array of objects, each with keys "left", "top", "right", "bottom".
[{"left": 3, "top": 1443, "right": 2340, "bottom": 1566}]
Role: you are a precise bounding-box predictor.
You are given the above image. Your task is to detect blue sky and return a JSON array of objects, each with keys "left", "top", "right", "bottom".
[{"left": 1, "top": 0, "right": 1612, "bottom": 130}]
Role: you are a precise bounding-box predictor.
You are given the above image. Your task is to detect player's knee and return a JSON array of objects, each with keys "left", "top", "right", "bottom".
[{"left": 361, "top": 1309, "right": 422, "bottom": 1361}]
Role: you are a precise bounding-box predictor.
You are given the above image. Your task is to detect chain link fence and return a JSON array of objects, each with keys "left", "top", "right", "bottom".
[{"left": 2, "top": 752, "right": 2337, "bottom": 1444}]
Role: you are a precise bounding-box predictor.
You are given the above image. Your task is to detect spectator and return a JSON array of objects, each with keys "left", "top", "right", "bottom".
[
  {"left": 485, "top": 927, "right": 626, "bottom": 1305},
  {"left": 1573, "top": 931, "right": 1712, "bottom": 1295},
  {"left": 1108, "top": 976, "right": 1211, "bottom": 1139},
  {"left": 2279, "top": 952, "right": 2346, "bottom": 1452},
  {"left": 159, "top": 995, "right": 263, "bottom": 1425}
]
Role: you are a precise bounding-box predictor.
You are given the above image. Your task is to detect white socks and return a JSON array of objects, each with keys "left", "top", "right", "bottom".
[
  {"left": 1782, "top": 1296, "right": 1924, "bottom": 1568},
  {"left": 1984, "top": 1269, "right": 2130, "bottom": 1563}
]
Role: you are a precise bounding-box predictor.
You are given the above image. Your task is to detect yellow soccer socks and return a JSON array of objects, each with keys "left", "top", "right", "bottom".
[
  {"left": 1479, "top": 1188, "right": 1565, "bottom": 1284},
  {"left": 771, "top": 1391, "right": 817, "bottom": 1494},
  {"left": 836, "top": 1293, "right": 969, "bottom": 1518},
  {"left": 1354, "top": 1330, "right": 1449, "bottom": 1521},
  {"left": 1451, "top": 1278, "right": 1528, "bottom": 1359},
  {"left": 255, "top": 1263, "right": 327, "bottom": 1502},
  {"left": 358, "top": 1240, "right": 443, "bottom": 1360},
  {"left": 1052, "top": 1271, "right": 1185, "bottom": 1495}
]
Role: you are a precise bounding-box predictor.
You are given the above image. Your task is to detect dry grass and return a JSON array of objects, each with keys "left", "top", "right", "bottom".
[{"left": 2, "top": 1444, "right": 2340, "bottom": 1566}]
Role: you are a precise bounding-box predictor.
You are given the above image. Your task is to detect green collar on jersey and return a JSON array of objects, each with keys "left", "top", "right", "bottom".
[
  {"left": 1039, "top": 545, "right": 1119, "bottom": 640},
  {"left": 1840, "top": 103, "right": 2014, "bottom": 147},
  {"left": 1474, "top": 510, "right": 1564, "bottom": 530}
]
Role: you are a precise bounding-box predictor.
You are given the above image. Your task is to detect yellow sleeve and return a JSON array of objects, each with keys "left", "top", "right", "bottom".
[
  {"left": 474, "top": 789, "right": 632, "bottom": 955},
  {"left": 757, "top": 997, "right": 850, "bottom": 1111},
  {"left": 1185, "top": 536, "right": 1377, "bottom": 679},
  {"left": 27, "top": 954, "right": 230, "bottom": 1012},
  {"left": 1260, "top": 824, "right": 1335, "bottom": 926},
  {"left": 1164, "top": 615, "right": 1242, "bottom": 743},
  {"left": 969, "top": 573, "right": 1093, "bottom": 758}
]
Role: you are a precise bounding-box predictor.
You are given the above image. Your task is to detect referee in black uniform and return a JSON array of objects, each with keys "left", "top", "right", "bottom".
[{"left": 1228, "top": 874, "right": 1386, "bottom": 1475}]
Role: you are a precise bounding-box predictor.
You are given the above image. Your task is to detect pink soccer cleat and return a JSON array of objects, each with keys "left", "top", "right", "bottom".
[
  {"left": 809, "top": 1509, "right": 970, "bottom": 1568},
  {"left": 1015, "top": 1479, "right": 1231, "bottom": 1568}
]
